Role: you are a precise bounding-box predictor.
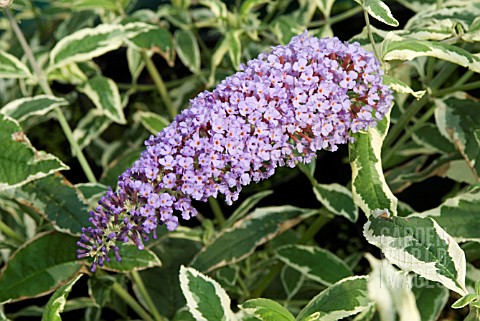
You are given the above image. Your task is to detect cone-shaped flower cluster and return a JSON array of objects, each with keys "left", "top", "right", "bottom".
[{"left": 78, "top": 32, "right": 393, "bottom": 271}]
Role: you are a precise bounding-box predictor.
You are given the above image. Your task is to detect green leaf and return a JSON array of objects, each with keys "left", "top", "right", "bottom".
[
  {"left": 0, "top": 114, "right": 68, "bottom": 191},
  {"left": 366, "top": 254, "right": 421, "bottom": 321},
  {"left": 240, "top": 298, "right": 296, "bottom": 321},
  {"left": 73, "top": 109, "right": 112, "bottom": 150},
  {"left": 452, "top": 294, "right": 477, "bottom": 309},
  {"left": 363, "top": 0, "right": 399, "bottom": 27},
  {"left": 134, "top": 110, "right": 170, "bottom": 135},
  {"left": 313, "top": 183, "right": 358, "bottom": 222},
  {"left": 224, "top": 190, "right": 273, "bottom": 227},
  {"left": 364, "top": 215, "right": 467, "bottom": 295},
  {"left": 227, "top": 30, "right": 242, "bottom": 69},
  {"left": 179, "top": 266, "right": 236, "bottom": 321},
  {"left": 434, "top": 94, "right": 480, "bottom": 179},
  {"left": 382, "top": 75, "right": 426, "bottom": 99},
  {"left": 129, "top": 26, "right": 175, "bottom": 65},
  {"left": 41, "top": 274, "right": 83, "bottom": 321},
  {"left": 276, "top": 245, "right": 353, "bottom": 286},
  {"left": 412, "top": 276, "right": 449, "bottom": 321},
  {"left": 412, "top": 123, "right": 456, "bottom": 154},
  {"left": 14, "top": 174, "right": 90, "bottom": 236},
  {"left": 281, "top": 265, "right": 304, "bottom": 299},
  {"left": 349, "top": 111, "right": 398, "bottom": 216},
  {"left": 296, "top": 276, "right": 372, "bottom": 321},
  {"left": 383, "top": 38, "right": 480, "bottom": 73},
  {"left": 315, "top": 0, "right": 335, "bottom": 17},
  {"left": 0, "top": 232, "right": 81, "bottom": 302},
  {"left": 415, "top": 189, "right": 480, "bottom": 242},
  {"left": 240, "top": 0, "right": 269, "bottom": 15},
  {"left": 78, "top": 75, "right": 126, "bottom": 124},
  {"left": 102, "top": 243, "right": 162, "bottom": 272},
  {"left": 0, "top": 50, "right": 32, "bottom": 79},
  {"left": 1, "top": 95, "right": 69, "bottom": 122},
  {"left": 49, "top": 24, "right": 124, "bottom": 69},
  {"left": 72, "top": 0, "right": 118, "bottom": 10},
  {"left": 191, "top": 206, "right": 316, "bottom": 273},
  {"left": 100, "top": 147, "right": 143, "bottom": 187},
  {"left": 174, "top": 29, "right": 200, "bottom": 74}
]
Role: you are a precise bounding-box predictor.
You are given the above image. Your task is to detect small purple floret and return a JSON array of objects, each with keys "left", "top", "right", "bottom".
[{"left": 77, "top": 32, "right": 393, "bottom": 271}]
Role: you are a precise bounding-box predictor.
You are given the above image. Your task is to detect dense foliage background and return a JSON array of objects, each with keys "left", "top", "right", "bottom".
[{"left": 1, "top": 0, "right": 480, "bottom": 320}]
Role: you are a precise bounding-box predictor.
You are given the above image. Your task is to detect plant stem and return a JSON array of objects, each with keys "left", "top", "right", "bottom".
[
  {"left": 0, "top": 219, "right": 24, "bottom": 243},
  {"left": 298, "top": 209, "right": 332, "bottom": 244},
  {"left": 141, "top": 52, "right": 176, "bottom": 119},
  {"left": 112, "top": 282, "right": 155, "bottom": 321},
  {"left": 308, "top": 6, "right": 363, "bottom": 28},
  {"left": 4, "top": 8, "right": 97, "bottom": 183},
  {"left": 383, "top": 63, "right": 457, "bottom": 151},
  {"left": 363, "top": 8, "right": 382, "bottom": 63},
  {"left": 131, "top": 271, "right": 167, "bottom": 321},
  {"left": 432, "top": 80, "right": 480, "bottom": 97},
  {"left": 208, "top": 197, "right": 226, "bottom": 228}
]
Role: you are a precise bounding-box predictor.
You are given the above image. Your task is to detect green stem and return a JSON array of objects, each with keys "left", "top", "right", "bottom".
[
  {"left": 432, "top": 80, "right": 480, "bottom": 97},
  {"left": 298, "top": 209, "right": 332, "bottom": 244},
  {"left": 383, "top": 104, "right": 435, "bottom": 164},
  {"left": 208, "top": 197, "right": 225, "bottom": 228},
  {"left": 308, "top": 6, "right": 363, "bottom": 28},
  {"left": 383, "top": 63, "right": 457, "bottom": 151},
  {"left": 141, "top": 52, "right": 176, "bottom": 119},
  {"left": 4, "top": 8, "right": 97, "bottom": 183},
  {"left": 454, "top": 70, "right": 474, "bottom": 86},
  {"left": 383, "top": 95, "right": 428, "bottom": 150},
  {"left": 112, "top": 282, "right": 155, "bottom": 321},
  {"left": 131, "top": 271, "right": 167, "bottom": 321},
  {"left": 0, "top": 219, "right": 24, "bottom": 243},
  {"left": 363, "top": 8, "right": 382, "bottom": 63},
  {"left": 250, "top": 210, "right": 332, "bottom": 298}
]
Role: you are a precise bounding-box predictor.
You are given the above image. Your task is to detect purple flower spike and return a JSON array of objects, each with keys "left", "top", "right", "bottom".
[{"left": 77, "top": 32, "right": 393, "bottom": 271}]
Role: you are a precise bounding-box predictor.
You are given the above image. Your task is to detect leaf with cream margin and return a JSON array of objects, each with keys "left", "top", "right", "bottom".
[
  {"left": 296, "top": 276, "right": 373, "bottom": 321},
  {"left": 366, "top": 254, "right": 421, "bottom": 321},
  {"left": 349, "top": 110, "right": 398, "bottom": 217},
  {"left": 179, "top": 266, "right": 236, "bottom": 321},
  {"left": 364, "top": 214, "right": 467, "bottom": 295},
  {"left": 412, "top": 189, "right": 480, "bottom": 243},
  {"left": 0, "top": 114, "right": 68, "bottom": 191}
]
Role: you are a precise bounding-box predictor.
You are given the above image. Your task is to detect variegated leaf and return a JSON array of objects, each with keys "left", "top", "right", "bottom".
[
  {"left": 133, "top": 110, "right": 170, "bottom": 135},
  {"left": 0, "top": 114, "right": 68, "bottom": 191},
  {"left": 102, "top": 243, "right": 162, "bottom": 272},
  {"left": 364, "top": 214, "right": 467, "bottom": 295},
  {"left": 1, "top": 95, "right": 68, "bottom": 122},
  {"left": 382, "top": 75, "right": 426, "bottom": 99},
  {"left": 78, "top": 75, "right": 125, "bottom": 124},
  {"left": 349, "top": 110, "right": 397, "bottom": 216},
  {"left": 366, "top": 254, "right": 420, "bottom": 321},
  {"left": 296, "top": 276, "right": 373, "bottom": 321},
  {"left": 41, "top": 274, "right": 83, "bottom": 321},
  {"left": 434, "top": 94, "right": 480, "bottom": 179},
  {"left": 49, "top": 24, "right": 124, "bottom": 69},
  {"left": 276, "top": 245, "right": 353, "bottom": 286},
  {"left": 175, "top": 29, "right": 201, "bottom": 74},
  {"left": 313, "top": 183, "right": 358, "bottom": 222},
  {"left": 383, "top": 38, "right": 480, "bottom": 73},
  {"left": 411, "top": 276, "right": 449, "bottom": 321},
  {"left": 73, "top": 109, "right": 112, "bottom": 150},
  {"left": 240, "top": 298, "right": 295, "bottom": 321},
  {"left": 179, "top": 266, "right": 236, "bottom": 321},
  {"left": 413, "top": 190, "right": 480, "bottom": 243},
  {"left": 0, "top": 50, "right": 32, "bottom": 79},
  {"left": 362, "top": 0, "right": 399, "bottom": 27}
]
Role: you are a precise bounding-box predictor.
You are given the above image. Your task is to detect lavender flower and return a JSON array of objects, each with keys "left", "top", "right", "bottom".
[{"left": 77, "top": 32, "right": 393, "bottom": 271}]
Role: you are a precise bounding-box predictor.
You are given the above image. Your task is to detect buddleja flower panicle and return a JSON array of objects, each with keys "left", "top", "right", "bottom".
[{"left": 77, "top": 32, "right": 393, "bottom": 271}]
